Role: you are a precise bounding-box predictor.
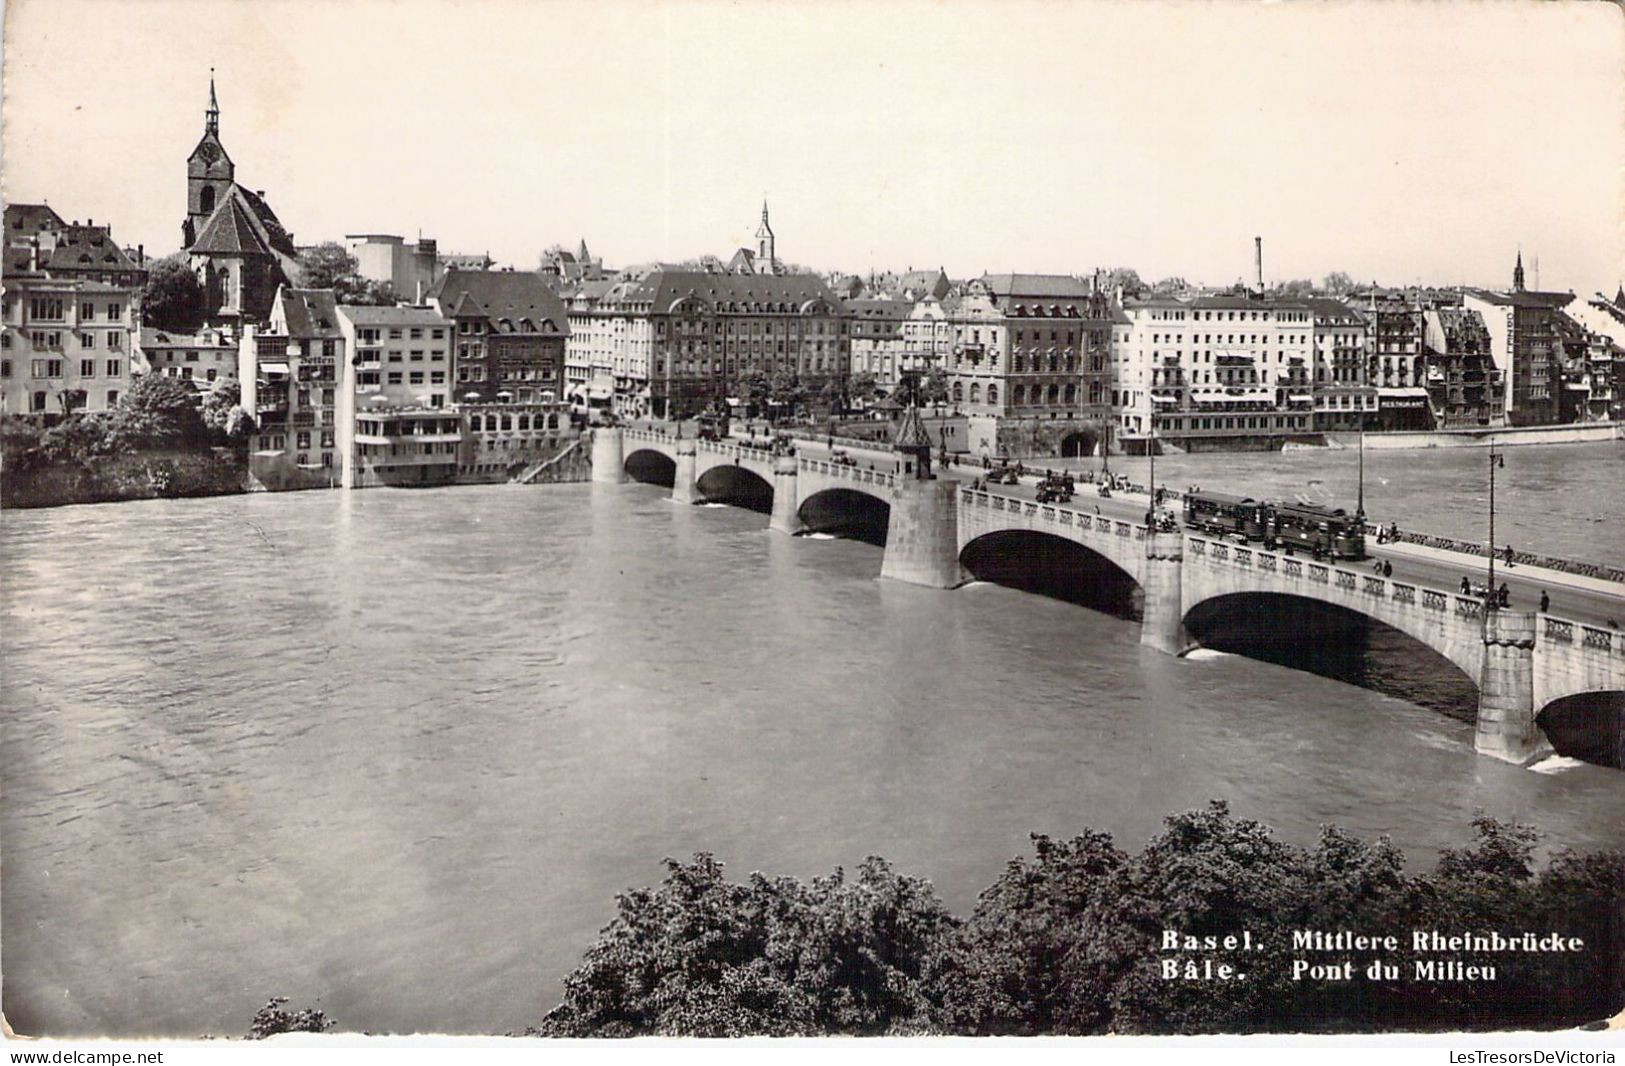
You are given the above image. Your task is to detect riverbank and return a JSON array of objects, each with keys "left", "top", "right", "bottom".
[
  {"left": 0, "top": 448, "right": 250, "bottom": 509},
  {"left": 1324, "top": 422, "right": 1623, "bottom": 451}
]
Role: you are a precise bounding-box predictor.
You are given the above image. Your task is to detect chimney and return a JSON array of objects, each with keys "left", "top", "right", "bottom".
[
  {"left": 28, "top": 236, "right": 39, "bottom": 272},
  {"left": 1255, "top": 236, "right": 1264, "bottom": 295},
  {"left": 137, "top": 244, "right": 145, "bottom": 266}
]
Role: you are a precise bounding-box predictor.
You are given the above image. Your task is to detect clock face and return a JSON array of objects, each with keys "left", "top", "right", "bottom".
[{"left": 197, "top": 141, "right": 219, "bottom": 165}]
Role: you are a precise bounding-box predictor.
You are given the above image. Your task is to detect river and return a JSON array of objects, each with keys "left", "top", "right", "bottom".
[{"left": 2, "top": 447, "right": 1623, "bottom": 1036}]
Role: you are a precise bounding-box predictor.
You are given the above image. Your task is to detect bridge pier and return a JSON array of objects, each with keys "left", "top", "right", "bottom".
[
  {"left": 590, "top": 427, "right": 625, "bottom": 484},
  {"left": 671, "top": 439, "right": 699, "bottom": 505},
  {"left": 1476, "top": 610, "right": 1552, "bottom": 765},
  {"left": 1140, "top": 531, "right": 1190, "bottom": 655},
  {"left": 880, "top": 479, "right": 966, "bottom": 589},
  {"left": 769, "top": 455, "right": 804, "bottom": 535}
]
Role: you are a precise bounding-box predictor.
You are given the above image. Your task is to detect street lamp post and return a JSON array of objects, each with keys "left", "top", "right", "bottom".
[
  {"left": 1487, "top": 444, "right": 1504, "bottom": 608},
  {"left": 1147, "top": 413, "right": 1158, "bottom": 527}
]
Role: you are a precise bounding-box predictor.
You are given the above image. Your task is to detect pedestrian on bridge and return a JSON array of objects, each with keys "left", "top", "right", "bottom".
[
  {"left": 1540, "top": 590, "right": 1550, "bottom": 613},
  {"left": 1461, "top": 576, "right": 1472, "bottom": 595},
  {"left": 1504, "top": 545, "right": 1516, "bottom": 569},
  {"left": 1498, "top": 583, "right": 1511, "bottom": 608}
]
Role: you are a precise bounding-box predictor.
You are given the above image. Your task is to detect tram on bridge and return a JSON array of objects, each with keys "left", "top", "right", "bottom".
[{"left": 1182, "top": 490, "right": 1366, "bottom": 560}]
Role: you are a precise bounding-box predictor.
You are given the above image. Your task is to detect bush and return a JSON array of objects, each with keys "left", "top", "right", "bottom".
[
  {"left": 541, "top": 807, "right": 1625, "bottom": 1036},
  {"left": 246, "top": 997, "right": 333, "bottom": 1039}
]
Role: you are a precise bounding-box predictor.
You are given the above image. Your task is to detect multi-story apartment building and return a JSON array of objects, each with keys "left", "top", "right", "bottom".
[
  {"left": 458, "top": 402, "right": 572, "bottom": 481},
  {"left": 1461, "top": 256, "right": 1571, "bottom": 427},
  {"left": 586, "top": 271, "right": 850, "bottom": 420},
  {"left": 1351, "top": 292, "right": 1431, "bottom": 430},
  {"left": 1421, "top": 306, "right": 1503, "bottom": 427},
  {"left": 1552, "top": 312, "right": 1618, "bottom": 424},
  {"left": 902, "top": 293, "right": 957, "bottom": 379},
  {"left": 1, "top": 204, "right": 145, "bottom": 416},
  {"left": 334, "top": 305, "right": 458, "bottom": 488},
  {"left": 946, "top": 274, "right": 1113, "bottom": 456},
  {"left": 1, "top": 280, "right": 139, "bottom": 415},
  {"left": 426, "top": 269, "right": 568, "bottom": 405},
  {"left": 562, "top": 278, "right": 617, "bottom": 411},
  {"left": 239, "top": 287, "right": 343, "bottom": 473},
  {"left": 140, "top": 326, "right": 238, "bottom": 391},
  {"left": 1299, "top": 297, "right": 1376, "bottom": 431},
  {"left": 1113, "top": 292, "right": 1316, "bottom": 451},
  {"left": 846, "top": 298, "right": 915, "bottom": 393}
]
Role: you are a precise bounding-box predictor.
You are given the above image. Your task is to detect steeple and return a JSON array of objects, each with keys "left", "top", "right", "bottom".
[
  {"left": 1513, "top": 250, "right": 1525, "bottom": 293},
  {"left": 206, "top": 68, "right": 219, "bottom": 135},
  {"left": 1614, "top": 284, "right": 1624, "bottom": 308},
  {"left": 755, "top": 200, "right": 776, "bottom": 271}
]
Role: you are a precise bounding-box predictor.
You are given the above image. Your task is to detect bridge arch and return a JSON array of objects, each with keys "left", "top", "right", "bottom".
[
  {"left": 1536, "top": 689, "right": 1624, "bottom": 769},
  {"left": 695, "top": 463, "right": 773, "bottom": 513},
  {"left": 797, "top": 487, "right": 890, "bottom": 547},
  {"left": 1183, "top": 591, "right": 1480, "bottom": 719},
  {"left": 960, "top": 528, "right": 1142, "bottom": 620},
  {"left": 624, "top": 447, "right": 676, "bottom": 487}
]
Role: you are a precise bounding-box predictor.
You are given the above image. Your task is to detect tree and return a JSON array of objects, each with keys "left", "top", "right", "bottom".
[
  {"left": 1322, "top": 271, "right": 1358, "bottom": 296},
  {"left": 246, "top": 998, "right": 333, "bottom": 1040},
  {"left": 141, "top": 253, "right": 206, "bottom": 333},
  {"left": 1277, "top": 278, "right": 1315, "bottom": 296},
  {"left": 201, "top": 375, "right": 256, "bottom": 445},
  {"left": 534, "top": 854, "right": 956, "bottom": 1037},
  {"left": 1150, "top": 276, "right": 1191, "bottom": 296},
  {"left": 298, "top": 242, "right": 358, "bottom": 290},
  {"left": 848, "top": 371, "right": 879, "bottom": 405},
  {"left": 108, "top": 373, "right": 209, "bottom": 449},
  {"left": 1104, "top": 267, "right": 1144, "bottom": 296},
  {"left": 921, "top": 366, "right": 950, "bottom": 407}
]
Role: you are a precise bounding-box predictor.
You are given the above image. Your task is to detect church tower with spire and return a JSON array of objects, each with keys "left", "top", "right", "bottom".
[
  {"left": 184, "top": 70, "right": 235, "bottom": 247},
  {"left": 1512, "top": 250, "right": 1526, "bottom": 293},
  {"left": 755, "top": 200, "right": 777, "bottom": 271}
]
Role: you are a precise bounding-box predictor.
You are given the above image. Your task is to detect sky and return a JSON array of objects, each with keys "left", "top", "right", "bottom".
[{"left": 2, "top": 0, "right": 1622, "bottom": 294}]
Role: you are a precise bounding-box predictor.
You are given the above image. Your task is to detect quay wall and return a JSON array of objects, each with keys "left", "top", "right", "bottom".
[
  {"left": 2, "top": 449, "right": 250, "bottom": 509},
  {"left": 1325, "top": 422, "right": 1622, "bottom": 451}
]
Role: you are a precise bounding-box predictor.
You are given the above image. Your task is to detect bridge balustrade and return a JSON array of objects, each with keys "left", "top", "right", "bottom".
[
  {"left": 1455, "top": 596, "right": 1484, "bottom": 620},
  {"left": 1581, "top": 626, "right": 1614, "bottom": 652},
  {"left": 1362, "top": 576, "right": 1386, "bottom": 596},
  {"left": 1234, "top": 548, "right": 1252, "bottom": 568},
  {"left": 1545, "top": 617, "right": 1574, "bottom": 643},
  {"left": 1422, "top": 589, "right": 1447, "bottom": 611},
  {"left": 1309, "top": 563, "right": 1329, "bottom": 584},
  {"left": 1335, "top": 570, "right": 1357, "bottom": 591},
  {"left": 1188, "top": 537, "right": 1206, "bottom": 555},
  {"left": 1258, "top": 553, "right": 1277, "bottom": 573},
  {"left": 1391, "top": 583, "right": 1416, "bottom": 605},
  {"left": 1115, "top": 521, "right": 1133, "bottom": 538}
]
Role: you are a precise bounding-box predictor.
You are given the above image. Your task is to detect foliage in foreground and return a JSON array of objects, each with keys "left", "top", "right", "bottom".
[
  {"left": 539, "top": 804, "right": 1625, "bottom": 1037},
  {"left": 246, "top": 997, "right": 333, "bottom": 1040}
]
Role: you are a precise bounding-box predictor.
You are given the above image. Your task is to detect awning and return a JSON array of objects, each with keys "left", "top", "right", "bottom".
[
  {"left": 1288, "top": 393, "right": 1313, "bottom": 402},
  {"left": 1379, "top": 387, "right": 1429, "bottom": 397},
  {"left": 260, "top": 362, "right": 290, "bottom": 375},
  {"left": 587, "top": 386, "right": 613, "bottom": 399}
]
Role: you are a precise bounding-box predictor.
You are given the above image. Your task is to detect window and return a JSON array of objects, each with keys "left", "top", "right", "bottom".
[
  {"left": 323, "top": 340, "right": 335, "bottom": 358},
  {"left": 29, "top": 297, "right": 64, "bottom": 320},
  {"left": 107, "top": 332, "right": 121, "bottom": 349},
  {"left": 322, "top": 431, "right": 335, "bottom": 448},
  {"left": 387, "top": 372, "right": 403, "bottom": 384},
  {"left": 409, "top": 371, "right": 425, "bottom": 385},
  {"left": 80, "top": 359, "right": 96, "bottom": 377},
  {"left": 106, "top": 389, "right": 118, "bottom": 406},
  {"left": 409, "top": 328, "right": 422, "bottom": 339},
  {"left": 389, "top": 328, "right": 403, "bottom": 339},
  {"left": 0, "top": 359, "right": 8, "bottom": 377},
  {"left": 206, "top": 368, "right": 218, "bottom": 382},
  {"left": 297, "top": 432, "right": 311, "bottom": 449},
  {"left": 30, "top": 390, "right": 47, "bottom": 412},
  {"left": 106, "top": 303, "right": 121, "bottom": 320},
  {"left": 105, "top": 359, "right": 120, "bottom": 376},
  {"left": 80, "top": 302, "right": 96, "bottom": 321}
]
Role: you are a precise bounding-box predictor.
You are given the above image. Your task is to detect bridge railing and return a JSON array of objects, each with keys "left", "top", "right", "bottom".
[
  {"left": 1186, "top": 534, "right": 1489, "bottom": 622},
  {"left": 1542, "top": 614, "right": 1620, "bottom": 656},
  {"left": 959, "top": 488, "right": 1149, "bottom": 540},
  {"left": 799, "top": 458, "right": 896, "bottom": 489}
]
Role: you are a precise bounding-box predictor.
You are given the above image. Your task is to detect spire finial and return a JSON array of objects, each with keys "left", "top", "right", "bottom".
[{"left": 206, "top": 69, "right": 220, "bottom": 134}]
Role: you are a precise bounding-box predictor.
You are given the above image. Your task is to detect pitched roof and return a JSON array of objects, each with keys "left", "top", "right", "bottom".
[
  {"left": 981, "top": 273, "right": 1095, "bottom": 299},
  {"left": 4, "top": 203, "right": 67, "bottom": 239},
  {"left": 844, "top": 298, "right": 914, "bottom": 321},
  {"left": 188, "top": 184, "right": 298, "bottom": 263},
  {"left": 338, "top": 305, "right": 451, "bottom": 327},
  {"left": 1295, "top": 296, "right": 1364, "bottom": 323},
  {"left": 426, "top": 269, "right": 568, "bottom": 333},
  {"left": 274, "top": 288, "right": 343, "bottom": 338},
  {"left": 1463, "top": 287, "right": 1574, "bottom": 310},
  {"left": 42, "top": 225, "right": 141, "bottom": 274},
  {"left": 614, "top": 270, "right": 838, "bottom": 313}
]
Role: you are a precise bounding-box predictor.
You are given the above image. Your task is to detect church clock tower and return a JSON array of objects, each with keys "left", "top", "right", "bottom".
[
  {"left": 755, "top": 200, "right": 776, "bottom": 271},
  {"left": 184, "top": 70, "right": 235, "bottom": 247}
]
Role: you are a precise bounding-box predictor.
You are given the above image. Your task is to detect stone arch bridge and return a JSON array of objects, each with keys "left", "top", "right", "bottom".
[{"left": 595, "top": 428, "right": 1625, "bottom": 766}]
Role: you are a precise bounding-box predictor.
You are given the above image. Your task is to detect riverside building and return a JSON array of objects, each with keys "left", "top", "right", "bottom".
[{"left": 1, "top": 204, "right": 144, "bottom": 416}]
